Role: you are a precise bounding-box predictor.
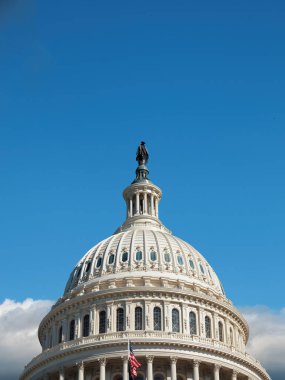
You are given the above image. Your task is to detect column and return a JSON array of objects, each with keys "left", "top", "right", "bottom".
[
  {"left": 62, "top": 319, "right": 68, "bottom": 342},
  {"left": 99, "top": 358, "right": 106, "bottom": 380},
  {"left": 136, "top": 193, "right": 140, "bottom": 214},
  {"left": 147, "top": 356, "right": 154, "bottom": 380},
  {"left": 213, "top": 313, "right": 218, "bottom": 340},
  {"left": 129, "top": 198, "right": 133, "bottom": 217},
  {"left": 76, "top": 314, "right": 81, "bottom": 338},
  {"left": 155, "top": 197, "right": 159, "bottom": 217},
  {"left": 59, "top": 367, "right": 64, "bottom": 380},
  {"left": 52, "top": 324, "right": 57, "bottom": 346},
  {"left": 213, "top": 364, "right": 220, "bottom": 380},
  {"left": 122, "top": 356, "right": 128, "bottom": 380},
  {"left": 170, "top": 357, "right": 177, "bottom": 380},
  {"left": 150, "top": 195, "right": 154, "bottom": 216},
  {"left": 90, "top": 304, "right": 96, "bottom": 335},
  {"left": 231, "top": 370, "right": 237, "bottom": 380},
  {"left": 182, "top": 304, "right": 187, "bottom": 333},
  {"left": 193, "top": 360, "right": 200, "bottom": 380},
  {"left": 144, "top": 192, "right": 147, "bottom": 214},
  {"left": 77, "top": 362, "right": 84, "bottom": 380}
]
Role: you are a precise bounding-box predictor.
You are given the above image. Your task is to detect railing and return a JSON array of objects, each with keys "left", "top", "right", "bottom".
[{"left": 24, "top": 331, "right": 264, "bottom": 374}]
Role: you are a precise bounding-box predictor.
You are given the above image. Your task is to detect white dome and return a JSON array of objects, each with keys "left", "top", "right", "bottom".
[{"left": 64, "top": 227, "right": 224, "bottom": 297}]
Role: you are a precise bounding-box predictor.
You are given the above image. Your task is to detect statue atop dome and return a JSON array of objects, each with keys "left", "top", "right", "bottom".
[
  {"left": 133, "top": 141, "right": 150, "bottom": 183},
  {"left": 136, "top": 141, "right": 149, "bottom": 165}
]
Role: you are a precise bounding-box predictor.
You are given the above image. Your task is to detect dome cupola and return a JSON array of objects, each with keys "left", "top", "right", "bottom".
[{"left": 118, "top": 141, "right": 165, "bottom": 233}]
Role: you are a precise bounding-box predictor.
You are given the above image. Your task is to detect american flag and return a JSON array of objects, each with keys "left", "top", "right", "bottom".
[{"left": 128, "top": 342, "right": 141, "bottom": 379}]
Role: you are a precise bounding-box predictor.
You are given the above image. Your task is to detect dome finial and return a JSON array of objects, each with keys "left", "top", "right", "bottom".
[{"left": 133, "top": 141, "right": 150, "bottom": 182}]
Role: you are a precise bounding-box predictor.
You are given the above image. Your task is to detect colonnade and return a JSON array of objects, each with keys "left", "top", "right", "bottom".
[
  {"left": 127, "top": 192, "right": 159, "bottom": 218},
  {"left": 42, "top": 357, "right": 247, "bottom": 380}
]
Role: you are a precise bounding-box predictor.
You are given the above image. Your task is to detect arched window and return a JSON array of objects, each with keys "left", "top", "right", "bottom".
[
  {"left": 205, "top": 316, "right": 211, "bottom": 338},
  {"left": 189, "top": 311, "right": 197, "bottom": 335},
  {"left": 135, "top": 307, "right": 143, "bottom": 330},
  {"left": 99, "top": 310, "right": 106, "bottom": 334},
  {"left": 150, "top": 250, "right": 157, "bottom": 261},
  {"left": 83, "top": 314, "right": 90, "bottom": 337},
  {"left": 58, "top": 325, "right": 63, "bottom": 343},
  {"left": 113, "top": 376, "right": 123, "bottom": 380},
  {"left": 69, "top": 319, "right": 75, "bottom": 340},
  {"left": 199, "top": 264, "right": 205, "bottom": 274},
  {"left": 117, "top": 308, "right": 125, "bottom": 331},
  {"left": 154, "top": 376, "right": 164, "bottom": 380},
  {"left": 218, "top": 321, "right": 223, "bottom": 342},
  {"left": 172, "top": 308, "right": 180, "bottom": 332},
  {"left": 153, "top": 307, "right": 162, "bottom": 331},
  {"left": 122, "top": 251, "right": 128, "bottom": 263},
  {"left": 108, "top": 254, "right": 115, "bottom": 264},
  {"left": 135, "top": 250, "right": 143, "bottom": 261}
]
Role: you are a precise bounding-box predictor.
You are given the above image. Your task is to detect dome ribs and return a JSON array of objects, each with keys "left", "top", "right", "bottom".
[
  {"left": 129, "top": 228, "right": 137, "bottom": 267},
  {"left": 101, "top": 233, "right": 120, "bottom": 271}
]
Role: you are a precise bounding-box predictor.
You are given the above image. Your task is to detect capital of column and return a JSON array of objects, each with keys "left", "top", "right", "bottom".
[
  {"left": 231, "top": 369, "right": 238, "bottom": 380},
  {"left": 170, "top": 357, "right": 178, "bottom": 364},
  {"left": 214, "top": 364, "right": 221, "bottom": 370},
  {"left": 98, "top": 357, "right": 107, "bottom": 366},
  {"left": 147, "top": 355, "right": 154, "bottom": 363},
  {"left": 193, "top": 360, "right": 200, "bottom": 368},
  {"left": 121, "top": 355, "right": 128, "bottom": 362},
  {"left": 76, "top": 361, "right": 84, "bottom": 370}
]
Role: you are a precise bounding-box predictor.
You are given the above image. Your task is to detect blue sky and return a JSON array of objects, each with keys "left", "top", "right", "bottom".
[{"left": 0, "top": 0, "right": 285, "bottom": 309}]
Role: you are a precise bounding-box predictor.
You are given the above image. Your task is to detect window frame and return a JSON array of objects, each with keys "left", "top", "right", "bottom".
[
  {"left": 116, "top": 308, "right": 125, "bottom": 331},
  {"left": 172, "top": 308, "right": 180, "bottom": 333},
  {"left": 135, "top": 306, "right": 143, "bottom": 330}
]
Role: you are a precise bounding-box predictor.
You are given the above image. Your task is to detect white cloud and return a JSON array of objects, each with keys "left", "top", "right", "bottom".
[
  {"left": 241, "top": 306, "right": 285, "bottom": 380},
  {"left": 0, "top": 298, "right": 53, "bottom": 380}
]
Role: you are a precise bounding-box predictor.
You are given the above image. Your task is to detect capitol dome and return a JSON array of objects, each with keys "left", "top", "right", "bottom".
[{"left": 21, "top": 142, "right": 270, "bottom": 380}]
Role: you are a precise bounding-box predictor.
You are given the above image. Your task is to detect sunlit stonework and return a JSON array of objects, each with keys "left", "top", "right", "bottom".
[{"left": 21, "top": 143, "right": 270, "bottom": 380}]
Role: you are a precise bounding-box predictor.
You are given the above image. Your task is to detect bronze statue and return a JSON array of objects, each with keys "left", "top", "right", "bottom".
[{"left": 136, "top": 141, "right": 149, "bottom": 165}]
